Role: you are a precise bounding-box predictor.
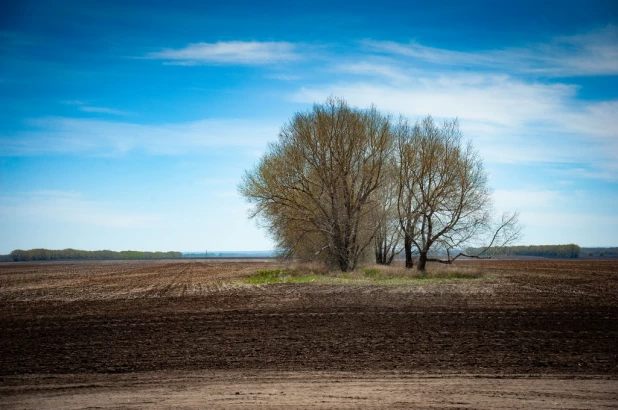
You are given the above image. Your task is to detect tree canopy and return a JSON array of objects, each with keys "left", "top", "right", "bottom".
[
  {"left": 239, "top": 98, "right": 520, "bottom": 271},
  {"left": 239, "top": 98, "right": 393, "bottom": 271}
]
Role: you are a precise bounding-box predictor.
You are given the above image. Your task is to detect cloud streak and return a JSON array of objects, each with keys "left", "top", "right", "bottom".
[
  {"left": 295, "top": 74, "right": 577, "bottom": 127},
  {"left": 363, "top": 25, "right": 618, "bottom": 77},
  {"left": 61, "top": 100, "right": 131, "bottom": 116},
  {"left": 293, "top": 77, "right": 618, "bottom": 179},
  {"left": 493, "top": 189, "right": 563, "bottom": 211},
  {"left": 0, "top": 117, "right": 280, "bottom": 156},
  {"left": 332, "top": 61, "right": 411, "bottom": 83},
  {"left": 79, "top": 106, "right": 132, "bottom": 116},
  {"left": 146, "top": 41, "right": 299, "bottom": 65},
  {"left": 0, "top": 191, "right": 160, "bottom": 229},
  {"left": 292, "top": 27, "right": 618, "bottom": 181}
]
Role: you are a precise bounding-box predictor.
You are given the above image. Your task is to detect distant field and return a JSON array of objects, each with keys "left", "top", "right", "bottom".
[{"left": 1, "top": 259, "right": 617, "bottom": 409}]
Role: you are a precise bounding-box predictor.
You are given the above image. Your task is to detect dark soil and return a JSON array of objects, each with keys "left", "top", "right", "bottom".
[{"left": 1, "top": 260, "right": 617, "bottom": 377}]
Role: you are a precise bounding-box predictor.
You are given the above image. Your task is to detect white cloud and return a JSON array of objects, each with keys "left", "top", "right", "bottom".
[
  {"left": 363, "top": 25, "right": 618, "bottom": 77},
  {"left": 294, "top": 74, "right": 575, "bottom": 127},
  {"left": 267, "top": 73, "right": 302, "bottom": 81},
  {"left": 518, "top": 211, "right": 618, "bottom": 246},
  {"left": 538, "top": 26, "right": 618, "bottom": 76},
  {"left": 524, "top": 211, "right": 618, "bottom": 228},
  {"left": 291, "top": 71, "right": 618, "bottom": 180},
  {"left": 61, "top": 100, "right": 86, "bottom": 105},
  {"left": 60, "top": 100, "right": 132, "bottom": 116},
  {"left": 332, "top": 62, "right": 411, "bottom": 83},
  {"left": 146, "top": 41, "right": 299, "bottom": 65},
  {"left": 488, "top": 189, "right": 618, "bottom": 247},
  {"left": 363, "top": 39, "right": 500, "bottom": 68},
  {"left": 79, "top": 106, "right": 132, "bottom": 116},
  {"left": 0, "top": 191, "right": 160, "bottom": 228},
  {"left": 0, "top": 117, "right": 281, "bottom": 156},
  {"left": 493, "top": 190, "right": 563, "bottom": 211}
]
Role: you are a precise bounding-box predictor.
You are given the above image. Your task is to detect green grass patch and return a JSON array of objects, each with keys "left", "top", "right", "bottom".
[
  {"left": 243, "top": 265, "right": 485, "bottom": 285},
  {"left": 363, "top": 268, "right": 380, "bottom": 277},
  {"left": 244, "top": 269, "right": 327, "bottom": 284}
]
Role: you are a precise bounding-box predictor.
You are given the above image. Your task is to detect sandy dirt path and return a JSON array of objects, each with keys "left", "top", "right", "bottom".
[{"left": 2, "top": 372, "right": 617, "bottom": 409}]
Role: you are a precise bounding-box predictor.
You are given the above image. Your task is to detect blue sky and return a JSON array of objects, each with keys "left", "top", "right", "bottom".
[{"left": 1, "top": 0, "right": 617, "bottom": 253}]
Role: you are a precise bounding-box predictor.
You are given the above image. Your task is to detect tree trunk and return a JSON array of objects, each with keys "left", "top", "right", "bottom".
[
  {"left": 404, "top": 235, "right": 414, "bottom": 269},
  {"left": 417, "top": 251, "right": 428, "bottom": 272},
  {"left": 375, "top": 237, "right": 385, "bottom": 264},
  {"left": 338, "top": 254, "right": 350, "bottom": 272},
  {"left": 386, "top": 252, "right": 395, "bottom": 265},
  {"left": 337, "top": 246, "right": 355, "bottom": 272}
]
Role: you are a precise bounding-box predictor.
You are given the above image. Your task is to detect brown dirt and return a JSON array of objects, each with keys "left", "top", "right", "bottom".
[{"left": 1, "top": 259, "right": 617, "bottom": 409}]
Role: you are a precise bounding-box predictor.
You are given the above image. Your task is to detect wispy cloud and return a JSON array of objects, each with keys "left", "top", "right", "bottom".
[
  {"left": 293, "top": 79, "right": 618, "bottom": 180},
  {"left": 0, "top": 191, "right": 160, "bottom": 228},
  {"left": 292, "top": 31, "right": 618, "bottom": 181},
  {"left": 493, "top": 189, "right": 563, "bottom": 211},
  {"left": 60, "top": 100, "right": 131, "bottom": 116},
  {"left": 490, "top": 188, "right": 618, "bottom": 246},
  {"left": 364, "top": 25, "right": 618, "bottom": 77},
  {"left": 146, "top": 41, "right": 299, "bottom": 65},
  {"left": 0, "top": 117, "right": 280, "bottom": 156},
  {"left": 267, "top": 73, "right": 302, "bottom": 81},
  {"left": 295, "top": 74, "right": 576, "bottom": 127},
  {"left": 518, "top": 210, "right": 618, "bottom": 246},
  {"left": 60, "top": 100, "right": 87, "bottom": 106},
  {"left": 332, "top": 61, "right": 410, "bottom": 83},
  {"left": 78, "top": 106, "right": 132, "bottom": 116}
]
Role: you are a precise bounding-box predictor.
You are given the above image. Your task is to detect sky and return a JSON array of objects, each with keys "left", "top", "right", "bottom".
[{"left": 1, "top": 0, "right": 617, "bottom": 253}]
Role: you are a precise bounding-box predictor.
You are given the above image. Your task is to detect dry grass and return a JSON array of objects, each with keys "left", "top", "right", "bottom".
[
  {"left": 358, "top": 260, "right": 485, "bottom": 280},
  {"left": 243, "top": 260, "right": 486, "bottom": 285}
]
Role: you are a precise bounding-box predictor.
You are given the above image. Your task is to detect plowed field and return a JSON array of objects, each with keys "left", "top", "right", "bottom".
[{"left": 1, "top": 259, "right": 617, "bottom": 409}]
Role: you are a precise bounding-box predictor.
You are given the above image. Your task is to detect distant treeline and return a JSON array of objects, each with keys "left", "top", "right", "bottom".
[
  {"left": 580, "top": 247, "right": 618, "bottom": 258},
  {"left": 183, "top": 251, "right": 276, "bottom": 258},
  {"left": 465, "top": 244, "right": 581, "bottom": 259},
  {"left": 6, "top": 248, "right": 183, "bottom": 262}
]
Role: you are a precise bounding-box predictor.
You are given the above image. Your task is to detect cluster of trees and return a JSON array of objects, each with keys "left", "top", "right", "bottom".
[
  {"left": 465, "top": 244, "right": 580, "bottom": 259},
  {"left": 581, "top": 247, "right": 618, "bottom": 258},
  {"left": 182, "top": 251, "right": 276, "bottom": 258},
  {"left": 239, "top": 98, "right": 520, "bottom": 272},
  {"left": 8, "top": 249, "right": 183, "bottom": 262}
]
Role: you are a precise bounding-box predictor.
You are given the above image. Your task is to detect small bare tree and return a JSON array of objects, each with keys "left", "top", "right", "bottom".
[
  {"left": 396, "top": 116, "right": 520, "bottom": 271},
  {"left": 431, "top": 211, "right": 522, "bottom": 263}
]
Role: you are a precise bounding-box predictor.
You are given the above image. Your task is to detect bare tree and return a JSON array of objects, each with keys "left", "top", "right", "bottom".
[
  {"left": 395, "top": 118, "right": 422, "bottom": 268},
  {"left": 239, "top": 98, "right": 394, "bottom": 271},
  {"left": 372, "top": 163, "right": 403, "bottom": 265},
  {"left": 240, "top": 99, "right": 520, "bottom": 273},
  {"left": 396, "top": 116, "right": 520, "bottom": 271},
  {"left": 431, "top": 211, "right": 522, "bottom": 264}
]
